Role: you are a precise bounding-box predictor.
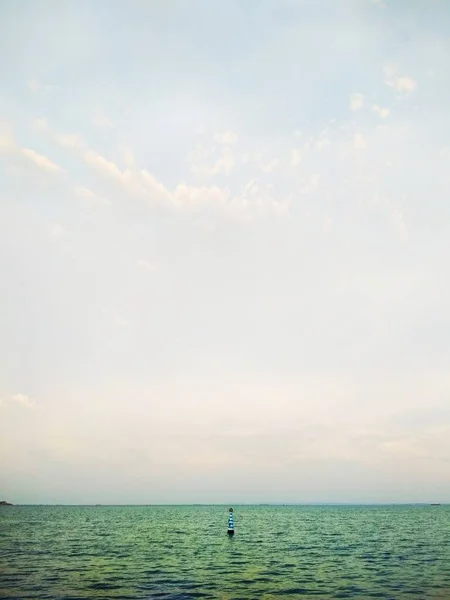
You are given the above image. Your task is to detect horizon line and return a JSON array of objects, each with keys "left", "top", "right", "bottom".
[{"left": 4, "top": 502, "right": 446, "bottom": 506}]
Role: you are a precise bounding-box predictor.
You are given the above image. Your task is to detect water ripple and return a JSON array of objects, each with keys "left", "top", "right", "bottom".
[{"left": 1, "top": 505, "right": 449, "bottom": 599}]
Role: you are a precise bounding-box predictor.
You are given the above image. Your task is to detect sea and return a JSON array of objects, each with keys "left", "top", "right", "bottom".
[{"left": 0, "top": 504, "right": 449, "bottom": 599}]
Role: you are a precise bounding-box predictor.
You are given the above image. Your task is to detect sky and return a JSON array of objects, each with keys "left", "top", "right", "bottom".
[{"left": 1, "top": 0, "right": 450, "bottom": 505}]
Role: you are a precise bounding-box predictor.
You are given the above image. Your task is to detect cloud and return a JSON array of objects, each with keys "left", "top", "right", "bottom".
[
  {"left": 349, "top": 93, "right": 364, "bottom": 111},
  {"left": 189, "top": 144, "right": 235, "bottom": 178},
  {"left": 34, "top": 120, "right": 290, "bottom": 219},
  {"left": 396, "top": 77, "right": 417, "bottom": 93},
  {"left": 22, "top": 148, "right": 64, "bottom": 173},
  {"left": 213, "top": 131, "right": 238, "bottom": 145},
  {"left": 75, "top": 186, "right": 109, "bottom": 205},
  {"left": 11, "top": 394, "right": 35, "bottom": 408},
  {"left": 80, "top": 144, "right": 287, "bottom": 217},
  {"left": 384, "top": 65, "right": 417, "bottom": 94},
  {"left": 230, "top": 179, "right": 291, "bottom": 218},
  {"left": 84, "top": 150, "right": 123, "bottom": 181},
  {"left": 0, "top": 393, "right": 35, "bottom": 409},
  {"left": 1, "top": 122, "right": 63, "bottom": 176},
  {"left": 211, "top": 148, "right": 235, "bottom": 175},
  {"left": 373, "top": 105, "right": 390, "bottom": 118}
]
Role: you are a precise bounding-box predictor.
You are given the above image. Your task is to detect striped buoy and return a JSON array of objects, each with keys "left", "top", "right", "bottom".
[{"left": 227, "top": 507, "right": 234, "bottom": 535}]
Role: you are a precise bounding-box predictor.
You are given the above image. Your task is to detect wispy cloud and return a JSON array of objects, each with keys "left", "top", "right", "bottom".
[
  {"left": 39, "top": 120, "right": 290, "bottom": 218},
  {"left": 189, "top": 143, "right": 235, "bottom": 178},
  {"left": 22, "top": 148, "right": 64, "bottom": 173},
  {"left": 1, "top": 393, "right": 36, "bottom": 409},
  {"left": 75, "top": 186, "right": 109, "bottom": 205}
]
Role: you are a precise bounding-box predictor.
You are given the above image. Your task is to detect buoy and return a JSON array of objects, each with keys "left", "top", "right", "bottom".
[{"left": 227, "top": 507, "right": 234, "bottom": 535}]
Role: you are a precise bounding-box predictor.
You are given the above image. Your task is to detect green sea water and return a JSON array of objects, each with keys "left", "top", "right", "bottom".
[{"left": 1, "top": 505, "right": 449, "bottom": 599}]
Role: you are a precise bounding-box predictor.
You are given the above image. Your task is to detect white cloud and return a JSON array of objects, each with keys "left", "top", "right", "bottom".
[
  {"left": 373, "top": 105, "right": 390, "bottom": 118},
  {"left": 173, "top": 182, "right": 229, "bottom": 210},
  {"left": 84, "top": 150, "right": 123, "bottom": 181},
  {"left": 75, "top": 186, "right": 109, "bottom": 205},
  {"left": 190, "top": 144, "right": 235, "bottom": 178},
  {"left": 212, "top": 148, "right": 235, "bottom": 175},
  {"left": 11, "top": 394, "right": 35, "bottom": 408},
  {"left": 214, "top": 131, "right": 238, "bottom": 145},
  {"left": 36, "top": 121, "right": 288, "bottom": 218},
  {"left": 229, "top": 179, "right": 291, "bottom": 218},
  {"left": 350, "top": 93, "right": 364, "bottom": 111},
  {"left": 22, "top": 148, "right": 64, "bottom": 173},
  {"left": 384, "top": 65, "right": 417, "bottom": 94},
  {"left": 396, "top": 77, "right": 417, "bottom": 93}
]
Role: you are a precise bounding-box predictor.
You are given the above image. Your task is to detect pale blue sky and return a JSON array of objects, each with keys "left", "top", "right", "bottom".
[{"left": 1, "top": 0, "right": 450, "bottom": 504}]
